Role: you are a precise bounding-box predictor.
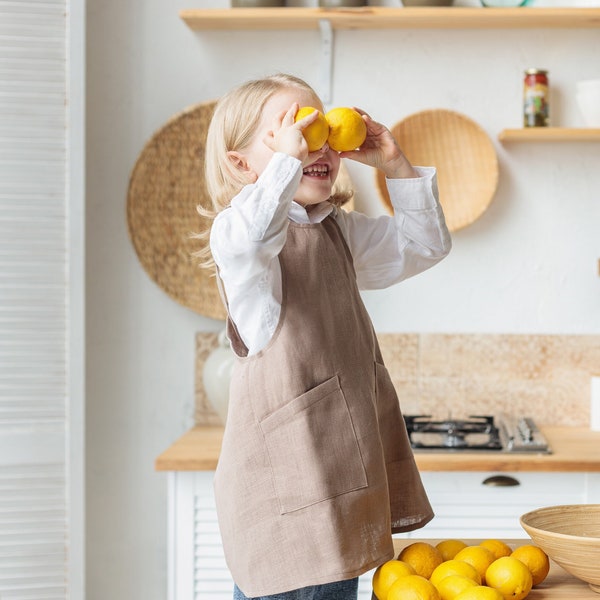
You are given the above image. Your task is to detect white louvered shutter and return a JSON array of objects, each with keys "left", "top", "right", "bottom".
[
  {"left": 0, "top": 0, "right": 84, "bottom": 598},
  {"left": 191, "top": 472, "right": 232, "bottom": 599}
]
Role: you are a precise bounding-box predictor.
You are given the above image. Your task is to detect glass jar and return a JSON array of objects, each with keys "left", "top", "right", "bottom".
[{"left": 523, "top": 68, "right": 549, "bottom": 128}]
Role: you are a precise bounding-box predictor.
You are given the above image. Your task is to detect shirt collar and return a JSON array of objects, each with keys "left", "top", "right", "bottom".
[{"left": 289, "top": 200, "right": 334, "bottom": 224}]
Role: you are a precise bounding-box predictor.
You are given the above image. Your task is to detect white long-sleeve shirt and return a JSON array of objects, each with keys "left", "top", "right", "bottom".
[{"left": 210, "top": 152, "right": 451, "bottom": 355}]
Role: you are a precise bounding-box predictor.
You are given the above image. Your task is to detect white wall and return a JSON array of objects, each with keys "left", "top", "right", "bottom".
[{"left": 85, "top": 0, "right": 600, "bottom": 598}]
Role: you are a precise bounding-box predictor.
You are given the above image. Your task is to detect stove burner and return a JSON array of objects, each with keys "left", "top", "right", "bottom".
[
  {"left": 403, "top": 415, "right": 551, "bottom": 453},
  {"left": 404, "top": 415, "right": 503, "bottom": 451}
]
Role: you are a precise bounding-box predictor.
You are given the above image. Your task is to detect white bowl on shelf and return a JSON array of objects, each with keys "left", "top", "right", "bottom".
[
  {"left": 577, "top": 79, "right": 600, "bottom": 95},
  {"left": 576, "top": 79, "right": 600, "bottom": 127}
]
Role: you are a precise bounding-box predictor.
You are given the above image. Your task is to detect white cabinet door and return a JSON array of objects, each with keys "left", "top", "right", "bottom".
[{"left": 169, "top": 471, "right": 232, "bottom": 600}]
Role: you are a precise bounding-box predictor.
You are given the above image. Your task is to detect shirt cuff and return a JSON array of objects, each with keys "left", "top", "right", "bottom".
[
  {"left": 385, "top": 166, "right": 438, "bottom": 210},
  {"left": 263, "top": 152, "right": 302, "bottom": 192}
]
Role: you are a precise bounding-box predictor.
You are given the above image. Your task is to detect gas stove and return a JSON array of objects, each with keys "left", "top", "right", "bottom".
[{"left": 403, "top": 414, "right": 552, "bottom": 454}]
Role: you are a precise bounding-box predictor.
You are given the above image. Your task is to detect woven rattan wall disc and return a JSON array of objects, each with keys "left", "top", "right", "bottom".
[
  {"left": 127, "top": 101, "right": 228, "bottom": 320},
  {"left": 375, "top": 109, "right": 499, "bottom": 232}
]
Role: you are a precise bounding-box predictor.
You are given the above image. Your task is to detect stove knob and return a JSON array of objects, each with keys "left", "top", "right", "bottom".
[{"left": 518, "top": 418, "right": 533, "bottom": 442}]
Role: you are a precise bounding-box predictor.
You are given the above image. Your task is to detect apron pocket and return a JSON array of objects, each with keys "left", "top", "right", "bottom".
[{"left": 260, "top": 374, "right": 368, "bottom": 514}]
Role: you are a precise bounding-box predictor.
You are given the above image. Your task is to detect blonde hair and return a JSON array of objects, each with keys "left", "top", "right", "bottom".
[{"left": 195, "top": 73, "right": 353, "bottom": 269}]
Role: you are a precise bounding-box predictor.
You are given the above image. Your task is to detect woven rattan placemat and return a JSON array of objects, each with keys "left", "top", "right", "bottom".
[{"left": 127, "top": 100, "right": 227, "bottom": 320}]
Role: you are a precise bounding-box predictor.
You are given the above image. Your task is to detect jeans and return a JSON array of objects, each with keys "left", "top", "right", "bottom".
[{"left": 233, "top": 577, "right": 359, "bottom": 600}]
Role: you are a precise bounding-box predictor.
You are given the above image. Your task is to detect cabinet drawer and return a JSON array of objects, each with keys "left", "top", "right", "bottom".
[
  {"left": 412, "top": 471, "right": 589, "bottom": 538},
  {"left": 420, "top": 471, "right": 587, "bottom": 494}
]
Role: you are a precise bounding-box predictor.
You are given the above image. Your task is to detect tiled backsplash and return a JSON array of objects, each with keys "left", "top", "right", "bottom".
[{"left": 195, "top": 332, "right": 600, "bottom": 427}]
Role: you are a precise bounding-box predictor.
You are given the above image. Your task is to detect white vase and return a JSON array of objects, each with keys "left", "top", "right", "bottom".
[{"left": 202, "top": 329, "right": 236, "bottom": 425}]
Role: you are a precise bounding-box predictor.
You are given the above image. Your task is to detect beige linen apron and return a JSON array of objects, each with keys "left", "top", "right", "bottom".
[{"left": 214, "top": 215, "right": 433, "bottom": 597}]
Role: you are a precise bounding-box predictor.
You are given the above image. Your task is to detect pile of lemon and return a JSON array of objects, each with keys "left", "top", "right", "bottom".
[
  {"left": 295, "top": 106, "right": 367, "bottom": 153},
  {"left": 373, "top": 538, "right": 550, "bottom": 600}
]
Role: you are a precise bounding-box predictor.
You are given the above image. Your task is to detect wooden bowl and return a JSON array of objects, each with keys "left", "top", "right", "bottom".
[{"left": 520, "top": 504, "right": 600, "bottom": 593}]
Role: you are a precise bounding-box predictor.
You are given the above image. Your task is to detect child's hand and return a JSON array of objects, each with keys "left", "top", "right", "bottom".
[
  {"left": 264, "top": 103, "right": 329, "bottom": 167},
  {"left": 339, "top": 109, "right": 419, "bottom": 179}
]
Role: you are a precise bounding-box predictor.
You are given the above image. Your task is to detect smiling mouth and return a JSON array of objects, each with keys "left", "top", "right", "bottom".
[{"left": 303, "top": 164, "right": 329, "bottom": 178}]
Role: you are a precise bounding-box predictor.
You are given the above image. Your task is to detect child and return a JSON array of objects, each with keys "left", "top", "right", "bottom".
[{"left": 199, "top": 74, "right": 452, "bottom": 600}]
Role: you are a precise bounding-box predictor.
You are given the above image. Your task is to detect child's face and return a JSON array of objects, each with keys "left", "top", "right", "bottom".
[{"left": 245, "top": 88, "right": 341, "bottom": 208}]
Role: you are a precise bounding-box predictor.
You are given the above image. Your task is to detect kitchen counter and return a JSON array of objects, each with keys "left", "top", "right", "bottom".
[
  {"left": 392, "top": 540, "right": 598, "bottom": 600},
  {"left": 155, "top": 425, "right": 600, "bottom": 472}
]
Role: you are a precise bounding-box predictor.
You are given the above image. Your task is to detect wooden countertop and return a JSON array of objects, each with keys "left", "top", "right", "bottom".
[
  {"left": 392, "top": 540, "right": 598, "bottom": 600},
  {"left": 155, "top": 425, "right": 600, "bottom": 472}
]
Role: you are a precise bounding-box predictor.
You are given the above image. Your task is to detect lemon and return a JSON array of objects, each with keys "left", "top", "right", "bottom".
[
  {"left": 454, "top": 546, "right": 496, "bottom": 584},
  {"left": 454, "top": 585, "right": 505, "bottom": 600},
  {"left": 435, "top": 575, "right": 478, "bottom": 600},
  {"left": 485, "top": 556, "right": 533, "bottom": 600},
  {"left": 437, "top": 539, "right": 468, "bottom": 561},
  {"left": 430, "top": 559, "right": 482, "bottom": 588},
  {"left": 479, "top": 540, "right": 513, "bottom": 561},
  {"left": 510, "top": 545, "right": 550, "bottom": 587},
  {"left": 324, "top": 107, "right": 367, "bottom": 152},
  {"left": 387, "top": 574, "right": 441, "bottom": 600},
  {"left": 373, "top": 559, "right": 416, "bottom": 600},
  {"left": 398, "top": 542, "right": 444, "bottom": 579},
  {"left": 295, "top": 106, "right": 329, "bottom": 152}
]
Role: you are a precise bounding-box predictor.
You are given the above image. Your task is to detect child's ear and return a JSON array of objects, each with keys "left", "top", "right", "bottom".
[
  {"left": 227, "top": 151, "right": 249, "bottom": 172},
  {"left": 227, "top": 151, "right": 258, "bottom": 183}
]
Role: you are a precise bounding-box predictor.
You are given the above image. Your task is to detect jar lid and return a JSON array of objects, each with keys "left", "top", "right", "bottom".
[{"left": 525, "top": 68, "right": 548, "bottom": 75}]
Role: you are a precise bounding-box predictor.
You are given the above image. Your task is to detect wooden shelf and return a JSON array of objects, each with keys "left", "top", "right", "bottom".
[
  {"left": 180, "top": 7, "right": 600, "bottom": 31},
  {"left": 499, "top": 127, "right": 600, "bottom": 142}
]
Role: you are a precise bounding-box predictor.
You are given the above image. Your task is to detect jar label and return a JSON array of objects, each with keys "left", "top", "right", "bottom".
[{"left": 524, "top": 84, "right": 549, "bottom": 127}]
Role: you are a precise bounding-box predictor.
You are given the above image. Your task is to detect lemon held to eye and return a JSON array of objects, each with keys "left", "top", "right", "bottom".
[
  {"left": 295, "top": 106, "right": 329, "bottom": 152},
  {"left": 325, "top": 107, "right": 367, "bottom": 152}
]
